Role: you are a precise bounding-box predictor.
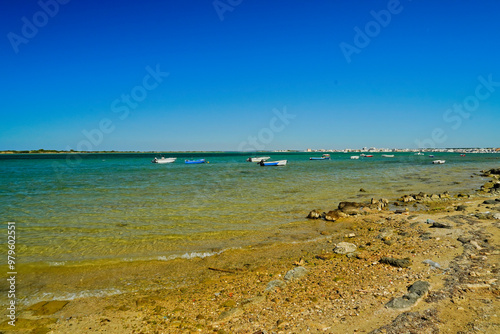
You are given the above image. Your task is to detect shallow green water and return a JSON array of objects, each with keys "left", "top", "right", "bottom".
[{"left": 1, "top": 152, "right": 498, "bottom": 267}]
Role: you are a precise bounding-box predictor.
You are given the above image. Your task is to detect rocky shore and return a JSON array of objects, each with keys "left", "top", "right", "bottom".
[{"left": 2, "top": 168, "right": 499, "bottom": 334}]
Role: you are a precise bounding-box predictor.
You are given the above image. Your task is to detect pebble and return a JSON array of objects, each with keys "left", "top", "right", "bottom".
[
  {"left": 284, "top": 267, "right": 308, "bottom": 282},
  {"left": 333, "top": 242, "right": 357, "bottom": 254}
]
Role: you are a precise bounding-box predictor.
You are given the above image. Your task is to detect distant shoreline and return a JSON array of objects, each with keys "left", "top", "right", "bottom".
[{"left": 1, "top": 148, "right": 499, "bottom": 154}]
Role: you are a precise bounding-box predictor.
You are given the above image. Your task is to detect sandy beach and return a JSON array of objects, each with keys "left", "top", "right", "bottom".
[{"left": 2, "top": 168, "right": 499, "bottom": 334}]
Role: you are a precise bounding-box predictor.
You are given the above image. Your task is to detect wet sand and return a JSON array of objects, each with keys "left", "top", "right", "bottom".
[{"left": 2, "top": 173, "right": 499, "bottom": 333}]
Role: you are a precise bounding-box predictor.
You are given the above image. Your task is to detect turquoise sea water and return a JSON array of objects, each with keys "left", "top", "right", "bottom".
[{"left": 1, "top": 152, "right": 499, "bottom": 267}]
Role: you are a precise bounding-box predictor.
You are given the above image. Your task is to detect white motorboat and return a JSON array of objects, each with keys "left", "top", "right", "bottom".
[
  {"left": 247, "top": 156, "right": 271, "bottom": 162},
  {"left": 432, "top": 160, "right": 446, "bottom": 164},
  {"left": 259, "top": 160, "right": 287, "bottom": 166},
  {"left": 152, "top": 157, "right": 177, "bottom": 164},
  {"left": 382, "top": 154, "right": 395, "bottom": 158},
  {"left": 350, "top": 156, "right": 360, "bottom": 159}
]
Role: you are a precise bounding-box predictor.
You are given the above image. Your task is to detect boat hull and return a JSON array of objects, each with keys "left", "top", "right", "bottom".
[
  {"left": 185, "top": 159, "right": 206, "bottom": 164},
  {"left": 260, "top": 160, "right": 287, "bottom": 166},
  {"left": 432, "top": 160, "right": 446, "bottom": 164},
  {"left": 247, "top": 157, "right": 271, "bottom": 162},
  {"left": 152, "top": 157, "right": 176, "bottom": 164}
]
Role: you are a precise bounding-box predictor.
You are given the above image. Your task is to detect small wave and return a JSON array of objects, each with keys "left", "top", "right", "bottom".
[
  {"left": 48, "top": 261, "right": 66, "bottom": 266},
  {"left": 21, "top": 288, "right": 124, "bottom": 307},
  {"left": 157, "top": 250, "right": 225, "bottom": 261}
]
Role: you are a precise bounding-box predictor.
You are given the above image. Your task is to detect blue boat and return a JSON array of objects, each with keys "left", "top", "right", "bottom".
[
  {"left": 185, "top": 159, "right": 207, "bottom": 164},
  {"left": 309, "top": 154, "right": 330, "bottom": 160}
]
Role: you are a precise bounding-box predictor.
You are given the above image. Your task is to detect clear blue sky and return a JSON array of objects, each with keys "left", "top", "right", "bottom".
[{"left": 1, "top": 0, "right": 499, "bottom": 151}]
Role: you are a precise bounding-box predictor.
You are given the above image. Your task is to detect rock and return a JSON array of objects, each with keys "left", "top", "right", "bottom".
[
  {"left": 324, "top": 209, "right": 347, "bottom": 221},
  {"left": 494, "top": 213, "right": 500, "bottom": 220},
  {"left": 217, "top": 307, "right": 243, "bottom": 321},
  {"left": 241, "top": 295, "right": 265, "bottom": 309},
  {"left": 464, "top": 283, "right": 491, "bottom": 289},
  {"left": 265, "top": 280, "right": 286, "bottom": 292},
  {"left": 430, "top": 194, "right": 440, "bottom": 200},
  {"left": 483, "top": 200, "right": 497, "bottom": 205},
  {"left": 386, "top": 281, "right": 430, "bottom": 310},
  {"left": 487, "top": 168, "right": 500, "bottom": 175},
  {"left": 338, "top": 201, "right": 363, "bottom": 215},
  {"left": 220, "top": 300, "right": 236, "bottom": 308},
  {"left": 315, "top": 253, "right": 334, "bottom": 260},
  {"left": 376, "top": 228, "right": 393, "bottom": 240},
  {"left": 456, "top": 205, "right": 468, "bottom": 211},
  {"left": 457, "top": 236, "right": 471, "bottom": 244},
  {"left": 307, "top": 210, "right": 321, "bottom": 219},
  {"left": 400, "top": 195, "right": 415, "bottom": 203},
  {"left": 422, "top": 259, "right": 441, "bottom": 269},
  {"left": 429, "top": 222, "right": 451, "bottom": 228},
  {"left": 284, "top": 266, "right": 308, "bottom": 282},
  {"left": 394, "top": 208, "right": 409, "bottom": 215},
  {"left": 439, "top": 192, "right": 450, "bottom": 199},
  {"left": 26, "top": 300, "right": 69, "bottom": 315},
  {"left": 380, "top": 257, "right": 411, "bottom": 268},
  {"left": 333, "top": 242, "right": 357, "bottom": 254},
  {"left": 408, "top": 281, "right": 431, "bottom": 297},
  {"left": 475, "top": 212, "right": 494, "bottom": 220},
  {"left": 360, "top": 188, "right": 367, "bottom": 192}
]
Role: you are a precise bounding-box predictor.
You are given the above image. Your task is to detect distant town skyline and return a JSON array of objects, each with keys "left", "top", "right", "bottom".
[{"left": 2, "top": 0, "right": 499, "bottom": 151}]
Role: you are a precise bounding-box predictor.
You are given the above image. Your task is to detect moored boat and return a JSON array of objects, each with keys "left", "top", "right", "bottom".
[
  {"left": 432, "top": 160, "right": 446, "bottom": 164},
  {"left": 185, "top": 159, "right": 207, "bottom": 164},
  {"left": 310, "top": 154, "right": 330, "bottom": 160},
  {"left": 382, "top": 154, "right": 395, "bottom": 158},
  {"left": 152, "top": 157, "right": 176, "bottom": 164},
  {"left": 247, "top": 156, "right": 271, "bottom": 162},
  {"left": 259, "top": 160, "right": 287, "bottom": 166},
  {"left": 350, "top": 156, "right": 360, "bottom": 160}
]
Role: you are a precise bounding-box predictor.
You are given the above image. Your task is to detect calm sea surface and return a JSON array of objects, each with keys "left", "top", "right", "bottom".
[{"left": 1, "top": 152, "right": 499, "bottom": 268}]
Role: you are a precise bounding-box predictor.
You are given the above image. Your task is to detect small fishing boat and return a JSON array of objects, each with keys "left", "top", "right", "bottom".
[
  {"left": 247, "top": 156, "right": 271, "bottom": 162},
  {"left": 382, "top": 154, "right": 395, "bottom": 158},
  {"left": 432, "top": 160, "right": 446, "bottom": 164},
  {"left": 429, "top": 155, "right": 435, "bottom": 158},
  {"left": 310, "top": 154, "right": 330, "bottom": 160},
  {"left": 415, "top": 152, "right": 424, "bottom": 156},
  {"left": 152, "top": 157, "right": 176, "bottom": 164},
  {"left": 350, "top": 156, "right": 360, "bottom": 160},
  {"left": 460, "top": 154, "right": 466, "bottom": 157},
  {"left": 259, "top": 160, "right": 287, "bottom": 166},
  {"left": 365, "top": 155, "right": 374, "bottom": 158},
  {"left": 185, "top": 159, "right": 207, "bottom": 164}
]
